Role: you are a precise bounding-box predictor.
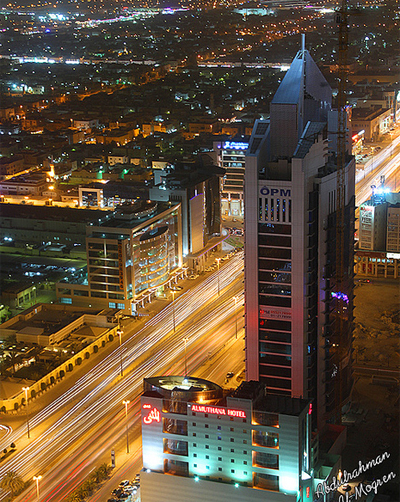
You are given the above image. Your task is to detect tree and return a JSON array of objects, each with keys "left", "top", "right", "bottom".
[{"left": 0, "top": 471, "right": 25, "bottom": 497}]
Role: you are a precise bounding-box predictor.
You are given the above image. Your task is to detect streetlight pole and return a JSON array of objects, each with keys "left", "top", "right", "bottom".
[
  {"left": 123, "top": 400, "right": 130, "bottom": 454},
  {"left": 171, "top": 290, "right": 176, "bottom": 332},
  {"left": 22, "top": 386, "right": 30, "bottom": 439},
  {"left": 183, "top": 337, "right": 189, "bottom": 377},
  {"left": 33, "top": 475, "right": 42, "bottom": 501},
  {"left": 216, "top": 258, "right": 221, "bottom": 296}
]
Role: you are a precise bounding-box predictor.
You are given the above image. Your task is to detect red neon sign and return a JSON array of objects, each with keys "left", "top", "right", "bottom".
[
  {"left": 142, "top": 404, "right": 151, "bottom": 409},
  {"left": 143, "top": 406, "right": 161, "bottom": 424},
  {"left": 192, "top": 404, "right": 246, "bottom": 419},
  {"left": 308, "top": 403, "right": 312, "bottom": 415},
  {"left": 306, "top": 487, "right": 310, "bottom": 498}
]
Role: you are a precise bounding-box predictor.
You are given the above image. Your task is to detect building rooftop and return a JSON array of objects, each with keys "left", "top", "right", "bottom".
[
  {"left": 231, "top": 381, "right": 310, "bottom": 416},
  {"left": 0, "top": 203, "right": 107, "bottom": 223}
]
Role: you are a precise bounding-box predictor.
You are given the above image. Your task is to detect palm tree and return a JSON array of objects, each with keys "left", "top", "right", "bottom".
[{"left": 0, "top": 471, "right": 25, "bottom": 497}]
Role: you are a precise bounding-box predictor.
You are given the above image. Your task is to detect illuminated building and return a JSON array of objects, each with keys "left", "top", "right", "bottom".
[
  {"left": 213, "top": 136, "right": 249, "bottom": 217},
  {"left": 56, "top": 201, "right": 184, "bottom": 313},
  {"left": 149, "top": 158, "right": 224, "bottom": 270},
  {"left": 140, "top": 376, "right": 316, "bottom": 502},
  {"left": 355, "top": 191, "right": 400, "bottom": 278},
  {"left": 244, "top": 46, "right": 355, "bottom": 430}
]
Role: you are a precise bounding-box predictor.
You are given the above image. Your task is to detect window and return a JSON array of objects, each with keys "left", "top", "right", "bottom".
[
  {"left": 231, "top": 449, "right": 234, "bottom": 453},
  {"left": 218, "top": 457, "right": 222, "bottom": 461},
  {"left": 244, "top": 471, "right": 248, "bottom": 475},
  {"left": 230, "top": 428, "right": 234, "bottom": 432},
  {"left": 205, "top": 424, "right": 209, "bottom": 428},
  {"left": 194, "top": 464, "right": 197, "bottom": 467},
  {"left": 244, "top": 461, "right": 247, "bottom": 465},
  {"left": 231, "top": 469, "right": 235, "bottom": 474},
  {"left": 193, "top": 423, "right": 196, "bottom": 426},
  {"left": 193, "top": 433, "right": 196, "bottom": 437},
  {"left": 206, "top": 466, "right": 210, "bottom": 470},
  {"left": 205, "top": 414, "right": 208, "bottom": 417},
  {"left": 243, "top": 429, "right": 247, "bottom": 434},
  {"left": 193, "top": 443, "right": 197, "bottom": 447},
  {"left": 205, "top": 445, "right": 209, "bottom": 449},
  {"left": 218, "top": 468, "right": 222, "bottom": 472},
  {"left": 218, "top": 447, "right": 222, "bottom": 451},
  {"left": 206, "top": 455, "right": 209, "bottom": 459},
  {"left": 193, "top": 454, "right": 197, "bottom": 457},
  {"left": 192, "top": 412, "right": 196, "bottom": 416},
  {"left": 231, "top": 459, "right": 235, "bottom": 463},
  {"left": 217, "top": 426, "right": 221, "bottom": 430},
  {"left": 230, "top": 438, "right": 234, "bottom": 442},
  {"left": 218, "top": 435, "right": 222, "bottom": 440},
  {"left": 243, "top": 440, "right": 247, "bottom": 444},
  {"left": 205, "top": 434, "right": 209, "bottom": 439},
  {"left": 243, "top": 451, "right": 247, "bottom": 454}
]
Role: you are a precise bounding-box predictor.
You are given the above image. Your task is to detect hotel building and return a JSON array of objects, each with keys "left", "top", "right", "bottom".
[
  {"left": 244, "top": 47, "right": 355, "bottom": 430},
  {"left": 140, "top": 376, "right": 318, "bottom": 502}
]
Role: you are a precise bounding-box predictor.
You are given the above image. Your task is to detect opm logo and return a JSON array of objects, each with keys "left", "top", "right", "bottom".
[{"left": 260, "top": 187, "right": 291, "bottom": 197}]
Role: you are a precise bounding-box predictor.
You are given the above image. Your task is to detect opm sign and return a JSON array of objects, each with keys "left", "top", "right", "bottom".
[{"left": 260, "top": 187, "right": 291, "bottom": 197}]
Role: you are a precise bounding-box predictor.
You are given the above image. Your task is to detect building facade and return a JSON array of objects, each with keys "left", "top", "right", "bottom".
[
  {"left": 140, "top": 377, "right": 316, "bottom": 502},
  {"left": 244, "top": 47, "right": 355, "bottom": 430},
  {"left": 214, "top": 137, "right": 249, "bottom": 217},
  {"left": 56, "top": 201, "right": 184, "bottom": 313}
]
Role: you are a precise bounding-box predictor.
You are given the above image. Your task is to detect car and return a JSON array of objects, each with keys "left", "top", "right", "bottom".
[
  {"left": 188, "top": 274, "right": 198, "bottom": 280},
  {"left": 357, "top": 279, "right": 371, "bottom": 283},
  {"left": 119, "top": 480, "right": 131, "bottom": 487},
  {"left": 117, "top": 494, "right": 129, "bottom": 500},
  {"left": 108, "top": 499, "right": 119, "bottom": 502},
  {"left": 226, "top": 372, "right": 234, "bottom": 379},
  {"left": 124, "top": 485, "right": 138, "bottom": 493}
]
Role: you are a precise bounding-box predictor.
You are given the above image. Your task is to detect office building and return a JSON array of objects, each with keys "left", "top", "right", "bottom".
[
  {"left": 56, "top": 201, "right": 184, "bottom": 313},
  {"left": 149, "top": 157, "right": 224, "bottom": 271},
  {"left": 213, "top": 136, "right": 249, "bottom": 217},
  {"left": 355, "top": 190, "right": 400, "bottom": 278},
  {"left": 140, "top": 376, "right": 320, "bottom": 502},
  {"left": 244, "top": 46, "right": 355, "bottom": 430}
]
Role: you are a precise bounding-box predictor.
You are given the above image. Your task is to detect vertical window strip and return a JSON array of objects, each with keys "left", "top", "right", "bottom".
[
  {"left": 259, "top": 198, "right": 263, "bottom": 221},
  {"left": 271, "top": 198, "right": 274, "bottom": 222},
  {"left": 276, "top": 198, "right": 280, "bottom": 222},
  {"left": 289, "top": 199, "right": 292, "bottom": 223},
  {"left": 265, "top": 198, "right": 269, "bottom": 222},
  {"left": 282, "top": 199, "right": 286, "bottom": 222}
]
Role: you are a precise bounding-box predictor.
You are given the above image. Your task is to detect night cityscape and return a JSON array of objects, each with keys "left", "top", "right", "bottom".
[{"left": 0, "top": 0, "right": 399, "bottom": 501}]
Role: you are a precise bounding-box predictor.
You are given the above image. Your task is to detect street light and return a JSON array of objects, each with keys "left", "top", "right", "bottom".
[
  {"left": 22, "top": 386, "right": 30, "bottom": 439},
  {"left": 216, "top": 258, "right": 221, "bottom": 296},
  {"left": 122, "top": 400, "right": 130, "bottom": 454},
  {"left": 171, "top": 290, "right": 176, "bottom": 332},
  {"left": 33, "top": 475, "right": 42, "bottom": 500},
  {"left": 183, "top": 337, "right": 189, "bottom": 377}
]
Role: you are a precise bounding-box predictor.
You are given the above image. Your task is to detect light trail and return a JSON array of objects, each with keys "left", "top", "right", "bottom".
[{"left": 1, "top": 253, "right": 244, "bottom": 501}]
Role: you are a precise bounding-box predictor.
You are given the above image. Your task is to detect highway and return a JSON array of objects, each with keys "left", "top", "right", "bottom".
[
  {"left": 356, "top": 133, "right": 400, "bottom": 206},
  {"left": 0, "top": 253, "right": 244, "bottom": 501}
]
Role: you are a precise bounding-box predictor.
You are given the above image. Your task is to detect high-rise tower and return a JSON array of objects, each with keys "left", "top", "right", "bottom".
[{"left": 244, "top": 45, "right": 355, "bottom": 430}]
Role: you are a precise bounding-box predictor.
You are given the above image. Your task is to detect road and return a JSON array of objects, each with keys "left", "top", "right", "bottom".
[
  {"left": 0, "top": 253, "right": 244, "bottom": 501},
  {"left": 356, "top": 134, "right": 400, "bottom": 206}
]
